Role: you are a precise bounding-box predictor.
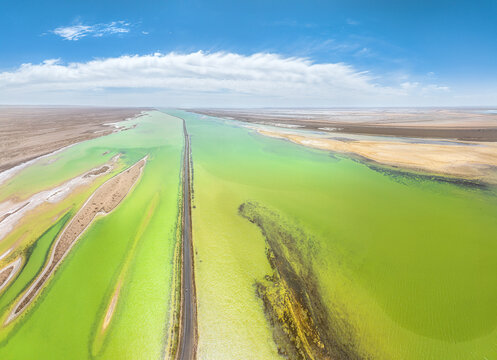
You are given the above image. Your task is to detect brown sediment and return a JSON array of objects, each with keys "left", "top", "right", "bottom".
[
  {"left": 192, "top": 108, "right": 497, "bottom": 141},
  {"left": 5, "top": 156, "right": 148, "bottom": 324},
  {"left": 84, "top": 165, "right": 110, "bottom": 178},
  {"left": 0, "top": 107, "right": 151, "bottom": 174},
  {"left": 239, "top": 202, "right": 364, "bottom": 360},
  {"left": 0, "top": 155, "right": 119, "bottom": 243},
  {"left": 0, "top": 257, "right": 22, "bottom": 293},
  {"left": 0, "top": 266, "right": 13, "bottom": 287},
  {"left": 257, "top": 129, "right": 497, "bottom": 183}
]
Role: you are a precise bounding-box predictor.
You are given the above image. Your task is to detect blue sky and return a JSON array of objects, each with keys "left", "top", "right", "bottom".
[{"left": 1, "top": 0, "right": 496, "bottom": 106}]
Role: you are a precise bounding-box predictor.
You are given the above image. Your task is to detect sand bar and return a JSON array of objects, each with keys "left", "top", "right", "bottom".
[
  {"left": 258, "top": 129, "right": 497, "bottom": 182},
  {"left": 0, "top": 157, "right": 118, "bottom": 242},
  {"left": 0, "top": 257, "right": 22, "bottom": 293},
  {"left": 5, "top": 156, "right": 147, "bottom": 324}
]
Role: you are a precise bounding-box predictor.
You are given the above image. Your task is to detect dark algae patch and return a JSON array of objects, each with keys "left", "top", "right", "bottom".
[
  {"left": 239, "top": 202, "right": 365, "bottom": 360},
  {"left": 364, "top": 161, "right": 488, "bottom": 189}
]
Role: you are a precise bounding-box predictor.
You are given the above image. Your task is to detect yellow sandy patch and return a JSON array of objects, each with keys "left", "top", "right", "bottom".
[{"left": 258, "top": 129, "right": 497, "bottom": 182}]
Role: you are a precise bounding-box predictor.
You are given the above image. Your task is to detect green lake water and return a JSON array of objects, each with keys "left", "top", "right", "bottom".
[
  {"left": 0, "top": 111, "right": 183, "bottom": 359},
  {"left": 168, "top": 110, "right": 497, "bottom": 360},
  {"left": 1, "top": 108, "right": 496, "bottom": 360}
]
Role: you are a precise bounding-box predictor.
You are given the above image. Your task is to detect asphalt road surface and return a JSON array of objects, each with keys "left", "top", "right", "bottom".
[{"left": 178, "top": 116, "right": 197, "bottom": 360}]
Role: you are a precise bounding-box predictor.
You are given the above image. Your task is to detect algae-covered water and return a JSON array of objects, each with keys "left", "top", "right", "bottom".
[
  {"left": 0, "top": 111, "right": 183, "bottom": 359},
  {"left": 2, "top": 108, "right": 496, "bottom": 360},
  {"left": 168, "top": 110, "right": 497, "bottom": 360}
]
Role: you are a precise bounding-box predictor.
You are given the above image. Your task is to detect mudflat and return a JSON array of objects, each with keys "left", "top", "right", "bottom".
[
  {"left": 192, "top": 108, "right": 497, "bottom": 182},
  {"left": 0, "top": 264, "right": 14, "bottom": 288},
  {"left": 0, "top": 258, "right": 21, "bottom": 292},
  {"left": 192, "top": 108, "right": 497, "bottom": 141},
  {"left": 0, "top": 107, "right": 150, "bottom": 172},
  {"left": 257, "top": 128, "right": 497, "bottom": 183},
  {"left": 7, "top": 157, "right": 147, "bottom": 323}
]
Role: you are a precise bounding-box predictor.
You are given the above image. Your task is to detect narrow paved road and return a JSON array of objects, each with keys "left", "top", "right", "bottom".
[{"left": 179, "top": 117, "right": 197, "bottom": 360}]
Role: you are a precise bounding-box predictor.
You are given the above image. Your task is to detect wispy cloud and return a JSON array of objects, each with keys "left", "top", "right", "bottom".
[
  {"left": 52, "top": 21, "right": 130, "bottom": 41},
  {"left": 0, "top": 51, "right": 452, "bottom": 106},
  {"left": 401, "top": 81, "right": 449, "bottom": 91},
  {"left": 355, "top": 47, "right": 372, "bottom": 57}
]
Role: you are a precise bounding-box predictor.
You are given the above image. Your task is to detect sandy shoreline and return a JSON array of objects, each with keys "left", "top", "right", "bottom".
[
  {"left": 191, "top": 108, "right": 497, "bottom": 183},
  {"left": 257, "top": 128, "right": 497, "bottom": 183}
]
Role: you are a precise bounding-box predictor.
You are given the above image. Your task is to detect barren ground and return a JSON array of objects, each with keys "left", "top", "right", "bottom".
[
  {"left": 192, "top": 108, "right": 497, "bottom": 141},
  {"left": 258, "top": 129, "right": 497, "bottom": 183},
  {"left": 0, "top": 107, "right": 150, "bottom": 172},
  {"left": 192, "top": 108, "right": 497, "bottom": 182}
]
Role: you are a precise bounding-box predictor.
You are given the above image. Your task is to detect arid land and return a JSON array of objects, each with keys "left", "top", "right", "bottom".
[
  {"left": 192, "top": 108, "right": 497, "bottom": 183},
  {"left": 193, "top": 108, "right": 497, "bottom": 141},
  {"left": 0, "top": 107, "right": 150, "bottom": 173}
]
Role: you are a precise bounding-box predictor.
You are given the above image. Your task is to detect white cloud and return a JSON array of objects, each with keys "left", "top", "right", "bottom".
[
  {"left": 401, "top": 81, "right": 420, "bottom": 90},
  {"left": 401, "top": 81, "right": 450, "bottom": 95},
  {"left": 0, "top": 51, "right": 455, "bottom": 107},
  {"left": 52, "top": 21, "right": 130, "bottom": 41},
  {"left": 422, "top": 84, "right": 450, "bottom": 92},
  {"left": 52, "top": 25, "right": 92, "bottom": 41}
]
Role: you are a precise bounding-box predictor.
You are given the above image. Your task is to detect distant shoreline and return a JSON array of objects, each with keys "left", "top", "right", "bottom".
[
  {"left": 191, "top": 108, "right": 497, "bottom": 142},
  {"left": 0, "top": 107, "right": 151, "bottom": 174}
]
